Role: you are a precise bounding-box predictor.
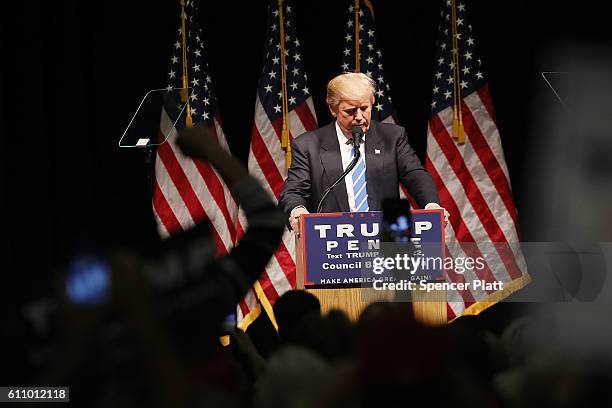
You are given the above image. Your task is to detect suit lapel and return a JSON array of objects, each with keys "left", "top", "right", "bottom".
[
  {"left": 320, "top": 123, "right": 350, "bottom": 212},
  {"left": 365, "top": 122, "right": 384, "bottom": 211}
]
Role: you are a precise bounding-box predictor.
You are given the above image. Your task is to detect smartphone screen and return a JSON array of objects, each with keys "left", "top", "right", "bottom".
[
  {"left": 65, "top": 254, "right": 111, "bottom": 306},
  {"left": 381, "top": 198, "right": 412, "bottom": 243},
  {"left": 221, "top": 313, "right": 236, "bottom": 334}
]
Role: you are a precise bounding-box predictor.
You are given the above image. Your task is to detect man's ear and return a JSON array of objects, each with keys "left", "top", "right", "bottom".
[{"left": 328, "top": 105, "right": 337, "bottom": 118}]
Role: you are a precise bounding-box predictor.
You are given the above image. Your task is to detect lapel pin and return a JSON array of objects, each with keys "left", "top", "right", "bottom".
[{"left": 375, "top": 149, "right": 381, "bottom": 155}]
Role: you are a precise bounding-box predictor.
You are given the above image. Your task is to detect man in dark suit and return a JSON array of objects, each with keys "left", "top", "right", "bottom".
[{"left": 280, "top": 72, "right": 448, "bottom": 230}]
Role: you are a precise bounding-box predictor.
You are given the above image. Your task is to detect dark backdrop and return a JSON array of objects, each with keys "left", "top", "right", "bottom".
[{"left": 2, "top": 0, "right": 610, "bottom": 302}]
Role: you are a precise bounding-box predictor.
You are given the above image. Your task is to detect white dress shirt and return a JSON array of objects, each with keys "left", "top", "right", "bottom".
[{"left": 335, "top": 121, "right": 367, "bottom": 212}]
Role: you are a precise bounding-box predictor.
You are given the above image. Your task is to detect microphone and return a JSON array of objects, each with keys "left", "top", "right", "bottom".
[
  {"left": 316, "top": 126, "right": 364, "bottom": 213},
  {"left": 351, "top": 126, "right": 363, "bottom": 152}
]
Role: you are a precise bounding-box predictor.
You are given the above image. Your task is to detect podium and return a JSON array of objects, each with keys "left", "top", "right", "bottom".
[{"left": 295, "top": 211, "right": 447, "bottom": 326}]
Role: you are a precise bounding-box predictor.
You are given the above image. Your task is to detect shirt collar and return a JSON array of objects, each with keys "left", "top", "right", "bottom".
[{"left": 334, "top": 121, "right": 366, "bottom": 146}]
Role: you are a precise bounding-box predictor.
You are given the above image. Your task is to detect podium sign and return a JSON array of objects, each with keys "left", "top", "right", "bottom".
[{"left": 300, "top": 210, "right": 445, "bottom": 288}]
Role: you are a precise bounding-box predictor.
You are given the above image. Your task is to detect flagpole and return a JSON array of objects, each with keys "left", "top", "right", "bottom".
[
  {"left": 450, "top": 0, "right": 465, "bottom": 143},
  {"left": 180, "top": 0, "right": 193, "bottom": 127},
  {"left": 354, "top": 0, "right": 360, "bottom": 72},
  {"left": 451, "top": 0, "right": 458, "bottom": 139},
  {"left": 278, "top": 0, "right": 291, "bottom": 168}
]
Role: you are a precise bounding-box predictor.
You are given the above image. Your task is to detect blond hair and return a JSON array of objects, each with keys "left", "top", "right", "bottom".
[{"left": 326, "top": 72, "right": 376, "bottom": 109}]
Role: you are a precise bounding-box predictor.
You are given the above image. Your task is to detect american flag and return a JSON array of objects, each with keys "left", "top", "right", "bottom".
[
  {"left": 243, "top": 0, "right": 317, "bottom": 325},
  {"left": 341, "top": 0, "right": 417, "bottom": 203},
  {"left": 425, "top": 0, "right": 530, "bottom": 319},
  {"left": 341, "top": 0, "right": 394, "bottom": 123},
  {"left": 152, "top": 1, "right": 260, "bottom": 321}
]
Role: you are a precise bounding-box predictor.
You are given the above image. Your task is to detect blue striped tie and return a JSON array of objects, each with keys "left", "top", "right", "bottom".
[{"left": 351, "top": 147, "right": 369, "bottom": 212}]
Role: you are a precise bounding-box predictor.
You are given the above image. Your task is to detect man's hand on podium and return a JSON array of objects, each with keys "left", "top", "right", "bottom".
[
  {"left": 425, "top": 203, "right": 450, "bottom": 227},
  {"left": 290, "top": 206, "right": 309, "bottom": 232}
]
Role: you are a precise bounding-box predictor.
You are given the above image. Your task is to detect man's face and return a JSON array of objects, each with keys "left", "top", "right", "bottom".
[{"left": 330, "top": 96, "right": 373, "bottom": 137}]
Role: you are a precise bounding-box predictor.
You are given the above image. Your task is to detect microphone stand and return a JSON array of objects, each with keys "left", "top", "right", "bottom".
[{"left": 316, "top": 147, "right": 360, "bottom": 213}]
